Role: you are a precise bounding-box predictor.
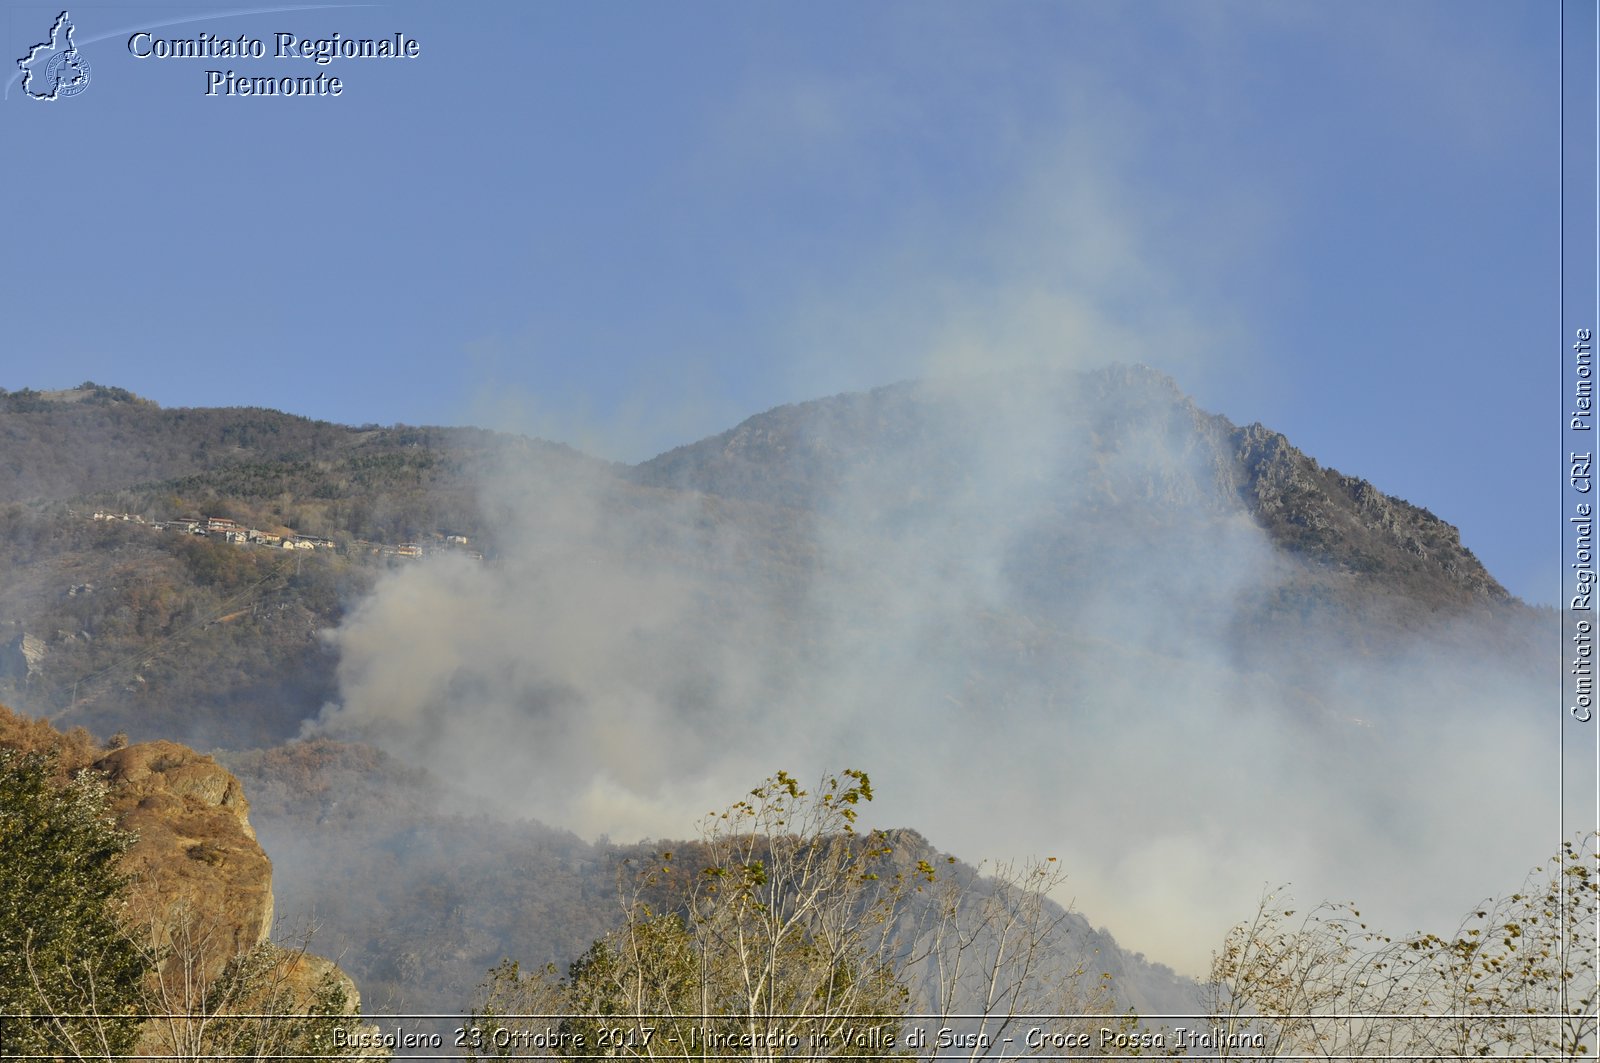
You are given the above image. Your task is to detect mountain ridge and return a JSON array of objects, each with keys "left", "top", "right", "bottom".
[
  {"left": 0, "top": 368, "right": 1550, "bottom": 1015},
  {"left": 634, "top": 364, "right": 1509, "bottom": 608},
  {"left": 4, "top": 372, "right": 1509, "bottom": 609}
]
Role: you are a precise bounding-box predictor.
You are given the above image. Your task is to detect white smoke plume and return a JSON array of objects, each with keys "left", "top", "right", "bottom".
[
  {"left": 311, "top": 4, "right": 1554, "bottom": 976},
  {"left": 311, "top": 366, "right": 1554, "bottom": 977}
]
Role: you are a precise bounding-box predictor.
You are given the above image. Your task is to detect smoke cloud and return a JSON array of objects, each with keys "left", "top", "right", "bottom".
[
  {"left": 311, "top": 365, "right": 1554, "bottom": 977},
  {"left": 311, "top": 6, "right": 1554, "bottom": 977}
]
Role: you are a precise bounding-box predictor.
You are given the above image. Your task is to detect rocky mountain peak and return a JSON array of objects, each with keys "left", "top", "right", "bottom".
[
  {"left": 1223, "top": 418, "right": 1506, "bottom": 601},
  {"left": 634, "top": 365, "right": 1507, "bottom": 606}
]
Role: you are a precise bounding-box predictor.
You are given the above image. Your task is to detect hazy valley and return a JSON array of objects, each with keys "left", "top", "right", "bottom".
[{"left": 0, "top": 371, "right": 1558, "bottom": 1022}]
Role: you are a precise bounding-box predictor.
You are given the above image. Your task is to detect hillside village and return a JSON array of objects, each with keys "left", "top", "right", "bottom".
[{"left": 87, "top": 510, "right": 483, "bottom": 561}]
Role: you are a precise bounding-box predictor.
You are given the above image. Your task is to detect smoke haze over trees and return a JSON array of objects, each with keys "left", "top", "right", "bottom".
[
  {"left": 0, "top": 368, "right": 1566, "bottom": 1001},
  {"left": 305, "top": 366, "right": 1556, "bottom": 975}
]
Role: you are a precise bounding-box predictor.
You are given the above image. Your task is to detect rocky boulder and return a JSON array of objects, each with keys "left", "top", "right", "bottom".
[
  {"left": 93, "top": 740, "right": 275, "bottom": 971},
  {"left": 0, "top": 706, "right": 363, "bottom": 1045}
]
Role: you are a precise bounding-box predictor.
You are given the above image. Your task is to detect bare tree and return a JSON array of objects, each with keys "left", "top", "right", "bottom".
[
  {"left": 467, "top": 769, "right": 1138, "bottom": 1062},
  {"left": 21, "top": 903, "right": 380, "bottom": 1061},
  {"left": 895, "top": 854, "right": 1130, "bottom": 1060},
  {"left": 1206, "top": 834, "right": 1599, "bottom": 1060},
  {"left": 132, "top": 905, "right": 378, "bottom": 1062}
]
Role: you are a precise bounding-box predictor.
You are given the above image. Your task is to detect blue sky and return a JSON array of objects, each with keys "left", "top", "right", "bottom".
[{"left": 0, "top": 1, "right": 1567, "bottom": 604}]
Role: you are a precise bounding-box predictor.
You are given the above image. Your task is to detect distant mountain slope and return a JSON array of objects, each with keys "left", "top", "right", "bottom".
[
  {"left": 0, "top": 515, "right": 355, "bottom": 747},
  {"left": 0, "top": 369, "right": 1542, "bottom": 750},
  {"left": 224, "top": 738, "right": 1199, "bottom": 1017},
  {"left": 0, "top": 373, "right": 1515, "bottom": 612},
  {"left": 0, "top": 384, "right": 614, "bottom": 745},
  {"left": 634, "top": 365, "right": 1507, "bottom": 608},
  {"left": 0, "top": 381, "right": 604, "bottom": 544},
  {"left": 0, "top": 371, "right": 1554, "bottom": 1024},
  {"left": 633, "top": 365, "right": 1497, "bottom": 601},
  {"left": 625, "top": 367, "right": 1552, "bottom": 736},
  {"left": 1, "top": 383, "right": 352, "bottom": 502}
]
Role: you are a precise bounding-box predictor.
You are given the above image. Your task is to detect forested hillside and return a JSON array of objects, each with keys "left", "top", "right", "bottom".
[
  {"left": 0, "top": 372, "right": 1560, "bottom": 1025},
  {"left": 0, "top": 384, "right": 601, "bottom": 745}
]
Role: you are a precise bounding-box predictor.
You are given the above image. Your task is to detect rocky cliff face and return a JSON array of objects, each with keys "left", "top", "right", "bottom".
[
  {"left": 1227, "top": 419, "right": 1506, "bottom": 601},
  {"left": 0, "top": 633, "right": 47, "bottom": 683},
  {"left": 93, "top": 740, "right": 277, "bottom": 974}
]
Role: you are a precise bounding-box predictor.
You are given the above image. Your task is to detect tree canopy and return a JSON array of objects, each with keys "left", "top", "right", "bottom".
[
  {"left": 0, "top": 748, "right": 149, "bottom": 1059},
  {"left": 466, "top": 769, "right": 1134, "bottom": 1062},
  {"left": 1207, "top": 834, "right": 1600, "bottom": 1059}
]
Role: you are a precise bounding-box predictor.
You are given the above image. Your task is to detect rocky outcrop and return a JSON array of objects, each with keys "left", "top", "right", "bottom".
[
  {"left": 0, "top": 707, "right": 362, "bottom": 1042},
  {"left": 0, "top": 632, "right": 46, "bottom": 682},
  {"left": 93, "top": 740, "right": 276, "bottom": 971},
  {"left": 1228, "top": 420, "right": 1507, "bottom": 601}
]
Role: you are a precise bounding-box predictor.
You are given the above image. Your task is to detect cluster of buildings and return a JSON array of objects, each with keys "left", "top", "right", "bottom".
[{"left": 88, "top": 511, "right": 479, "bottom": 560}]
